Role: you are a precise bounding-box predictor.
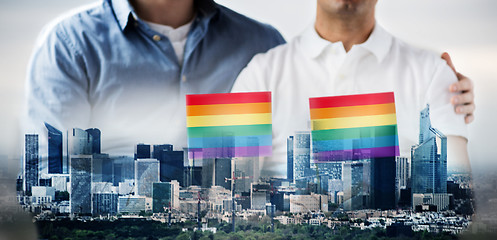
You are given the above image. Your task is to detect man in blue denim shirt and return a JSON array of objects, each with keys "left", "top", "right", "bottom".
[{"left": 25, "top": 0, "right": 285, "bottom": 156}]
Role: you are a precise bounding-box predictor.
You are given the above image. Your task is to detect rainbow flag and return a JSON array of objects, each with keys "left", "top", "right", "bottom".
[
  {"left": 186, "top": 92, "right": 272, "bottom": 159},
  {"left": 309, "top": 92, "right": 399, "bottom": 162}
]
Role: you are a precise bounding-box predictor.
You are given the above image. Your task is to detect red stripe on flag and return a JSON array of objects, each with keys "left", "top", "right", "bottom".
[
  {"left": 187, "top": 92, "right": 271, "bottom": 106},
  {"left": 309, "top": 92, "right": 395, "bottom": 109}
]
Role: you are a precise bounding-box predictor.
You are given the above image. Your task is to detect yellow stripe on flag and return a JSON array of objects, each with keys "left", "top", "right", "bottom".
[
  {"left": 187, "top": 113, "right": 272, "bottom": 127},
  {"left": 312, "top": 113, "right": 397, "bottom": 130}
]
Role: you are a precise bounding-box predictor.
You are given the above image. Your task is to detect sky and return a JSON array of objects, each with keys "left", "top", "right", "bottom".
[{"left": 0, "top": 0, "right": 496, "bottom": 174}]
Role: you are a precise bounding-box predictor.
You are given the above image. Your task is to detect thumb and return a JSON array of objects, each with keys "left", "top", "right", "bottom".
[{"left": 441, "top": 52, "right": 457, "bottom": 73}]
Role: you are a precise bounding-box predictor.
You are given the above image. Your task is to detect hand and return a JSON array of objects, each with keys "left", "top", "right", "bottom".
[{"left": 441, "top": 52, "right": 475, "bottom": 124}]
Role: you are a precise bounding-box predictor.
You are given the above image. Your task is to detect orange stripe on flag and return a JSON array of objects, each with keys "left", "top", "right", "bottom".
[
  {"left": 310, "top": 103, "right": 396, "bottom": 120},
  {"left": 187, "top": 102, "right": 271, "bottom": 116}
]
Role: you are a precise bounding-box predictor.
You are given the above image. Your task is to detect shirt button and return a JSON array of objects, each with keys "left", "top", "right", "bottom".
[
  {"left": 182, "top": 75, "right": 187, "bottom": 82},
  {"left": 153, "top": 35, "right": 161, "bottom": 41}
]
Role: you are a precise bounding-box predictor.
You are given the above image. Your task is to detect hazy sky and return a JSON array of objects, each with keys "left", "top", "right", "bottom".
[{"left": 1, "top": 0, "right": 496, "bottom": 172}]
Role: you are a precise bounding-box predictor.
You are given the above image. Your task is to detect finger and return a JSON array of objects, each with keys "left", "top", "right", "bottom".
[
  {"left": 450, "top": 76, "right": 473, "bottom": 92},
  {"left": 456, "top": 103, "right": 475, "bottom": 115},
  {"left": 441, "top": 52, "right": 456, "bottom": 73},
  {"left": 465, "top": 114, "right": 474, "bottom": 124},
  {"left": 452, "top": 91, "right": 474, "bottom": 105}
]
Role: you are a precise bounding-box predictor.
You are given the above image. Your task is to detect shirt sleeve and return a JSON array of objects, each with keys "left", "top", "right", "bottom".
[
  {"left": 24, "top": 23, "right": 91, "bottom": 135},
  {"left": 424, "top": 58, "right": 468, "bottom": 140},
  {"left": 231, "top": 53, "right": 271, "bottom": 93}
]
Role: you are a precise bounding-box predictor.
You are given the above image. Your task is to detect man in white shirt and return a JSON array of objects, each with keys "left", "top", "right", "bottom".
[{"left": 232, "top": 0, "right": 471, "bottom": 178}]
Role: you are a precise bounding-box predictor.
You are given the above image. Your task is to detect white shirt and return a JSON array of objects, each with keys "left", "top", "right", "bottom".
[
  {"left": 144, "top": 19, "right": 193, "bottom": 65},
  {"left": 232, "top": 23, "right": 468, "bottom": 177}
]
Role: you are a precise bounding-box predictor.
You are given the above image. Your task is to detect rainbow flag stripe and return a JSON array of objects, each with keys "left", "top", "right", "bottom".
[
  {"left": 309, "top": 92, "right": 399, "bottom": 162},
  {"left": 186, "top": 92, "right": 272, "bottom": 159}
]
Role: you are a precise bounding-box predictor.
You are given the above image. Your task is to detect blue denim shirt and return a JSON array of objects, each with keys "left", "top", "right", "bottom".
[{"left": 26, "top": 0, "right": 285, "bottom": 155}]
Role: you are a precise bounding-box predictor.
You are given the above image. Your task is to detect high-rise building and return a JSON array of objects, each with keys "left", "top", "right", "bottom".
[
  {"left": 396, "top": 156, "right": 410, "bottom": 204},
  {"left": 153, "top": 144, "right": 173, "bottom": 159},
  {"left": 45, "top": 123, "right": 63, "bottom": 174},
  {"left": 92, "top": 153, "right": 113, "bottom": 183},
  {"left": 293, "top": 131, "right": 311, "bottom": 182},
  {"left": 158, "top": 150, "right": 184, "bottom": 186},
  {"left": 92, "top": 193, "right": 118, "bottom": 216},
  {"left": 342, "top": 160, "right": 370, "bottom": 210},
  {"left": 215, "top": 158, "right": 231, "bottom": 190},
  {"left": 152, "top": 180, "right": 180, "bottom": 213},
  {"left": 69, "top": 128, "right": 93, "bottom": 155},
  {"left": 112, "top": 156, "right": 134, "bottom": 186},
  {"left": 202, "top": 158, "right": 215, "bottom": 188},
  {"left": 25, "top": 134, "right": 39, "bottom": 194},
  {"left": 85, "top": 128, "right": 101, "bottom": 154},
  {"left": 233, "top": 157, "right": 259, "bottom": 193},
  {"left": 328, "top": 179, "right": 343, "bottom": 204},
  {"left": 411, "top": 105, "right": 447, "bottom": 195},
  {"left": 184, "top": 166, "right": 202, "bottom": 187},
  {"left": 287, "top": 136, "right": 294, "bottom": 182},
  {"left": 370, "top": 157, "right": 396, "bottom": 210},
  {"left": 70, "top": 155, "right": 92, "bottom": 214},
  {"left": 135, "top": 159, "right": 159, "bottom": 197},
  {"left": 135, "top": 144, "right": 151, "bottom": 160}
]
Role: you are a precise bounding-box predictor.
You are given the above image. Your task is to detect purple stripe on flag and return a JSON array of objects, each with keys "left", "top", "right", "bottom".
[
  {"left": 188, "top": 145, "right": 272, "bottom": 159},
  {"left": 312, "top": 146, "right": 399, "bottom": 163}
]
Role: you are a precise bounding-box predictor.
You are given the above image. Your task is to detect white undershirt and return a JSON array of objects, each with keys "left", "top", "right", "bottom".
[{"left": 144, "top": 19, "right": 194, "bottom": 65}]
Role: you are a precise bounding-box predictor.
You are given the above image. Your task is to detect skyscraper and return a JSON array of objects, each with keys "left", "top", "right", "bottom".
[
  {"left": 45, "top": 123, "right": 63, "bottom": 174},
  {"left": 135, "top": 159, "right": 160, "bottom": 197},
  {"left": 287, "top": 136, "right": 294, "bottom": 182},
  {"left": 153, "top": 144, "right": 173, "bottom": 159},
  {"left": 70, "top": 128, "right": 93, "bottom": 155},
  {"left": 135, "top": 144, "right": 151, "bottom": 160},
  {"left": 85, "top": 128, "right": 101, "bottom": 154},
  {"left": 25, "top": 134, "right": 39, "bottom": 194},
  {"left": 411, "top": 105, "right": 447, "bottom": 194},
  {"left": 370, "top": 157, "right": 396, "bottom": 210},
  {"left": 342, "top": 160, "right": 370, "bottom": 210},
  {"left": 156, "top": 148, "right": 184, "bottom": 186},
  {"left": 396, "top": 156, "right": 410, "bottom": 204},
  {"left": 70, "top": 155, "right": 92, "bottom": 214},
  {"left": 112, "top": 156, "right": 134, "bottom": 186},
  {"left": 215, "top": 158, "right": 232, "bottom": 190},
  {"left": 233, "top": 157, "right": 259, "bottom": 193},
  {"left": 293, "top": 131, "right": 311, "bottom": 182},
  {"left": 92, "top": 154, "right": 113, "bottom": 183}
]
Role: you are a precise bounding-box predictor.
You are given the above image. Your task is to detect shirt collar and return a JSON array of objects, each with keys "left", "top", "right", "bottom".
[
  {"left": 111, "top": 0, "right": 135, "bottom": 31},
  {"left": 358, "top": 23, "right": 392, "bottom": 63},
  {"left": 110, "top": 0, "right": 218, "bottom": 32},
  {"left": 299, "top": 22, "right": 392, "bottom": 62},
  {"left": 299, "top": 23, "right": 331, "bottom": 59}
]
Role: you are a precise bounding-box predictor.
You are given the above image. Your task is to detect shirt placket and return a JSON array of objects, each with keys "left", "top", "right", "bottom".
[{"left": 327, "top": 43, "right": 349, "bottom": 94}]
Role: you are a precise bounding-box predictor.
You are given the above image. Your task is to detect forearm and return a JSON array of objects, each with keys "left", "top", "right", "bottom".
[{"left": 447, "top": 135, "right": 471, "bottom": 174}]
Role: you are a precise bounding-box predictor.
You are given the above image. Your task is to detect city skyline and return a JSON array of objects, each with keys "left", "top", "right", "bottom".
[{"left": 13, "top": 105, "right": 475, "bottom": 239}]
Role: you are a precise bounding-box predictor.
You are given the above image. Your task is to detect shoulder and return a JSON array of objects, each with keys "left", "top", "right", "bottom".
[
  {"left": 35, "top": 1, "right": 111, "bottom": 50},
  {"left": 247, "top": 37, "right": 301, "bottom": 70},
  {"left": 390, "top": 36, "right": 449, "bottom": 75},
  {"left": 214, "top": 4, "right": 285, "bottom": 44}
]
